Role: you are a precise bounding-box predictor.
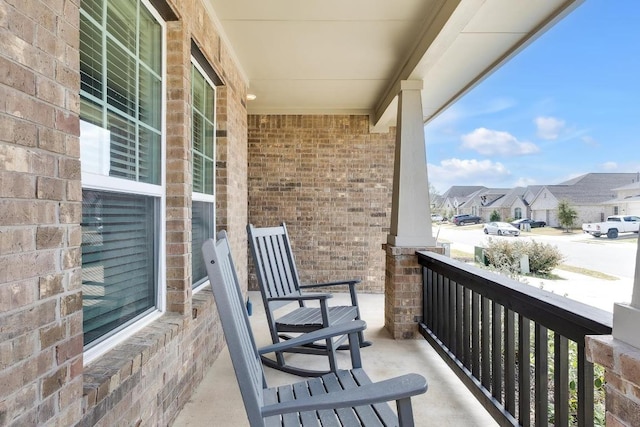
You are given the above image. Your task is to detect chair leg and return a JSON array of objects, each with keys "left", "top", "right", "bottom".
[
  {"left": 348, "top": 285, "right": 372, "bottom": 348},
  {"left": 325, "top": 336, "right": 338, "bottom": 373},
  {"left": 358, "top": 331, "right": 373, "bottom": 348},
  {"left": 396, "top": 397, "right": 415, "bottom": 427}
]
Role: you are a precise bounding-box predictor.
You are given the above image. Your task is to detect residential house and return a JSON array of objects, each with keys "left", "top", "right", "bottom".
[
  {"left": 602, "top": 179, "right": 640, "bottom": 216},
  {"left": 1, "top": 1, "right": 639, "bottom": 426},
  {"left": 528, "top": 173, "right": 639, "bottom": 226},
  {"left": 436, "top": 186, "right": 487, "bottom": 218},
  {"left": 439, "top": 173, "right": 639, "bottom": 226},
  {"left": 478, "top": 187, "right": 527, "bottom": 221}
]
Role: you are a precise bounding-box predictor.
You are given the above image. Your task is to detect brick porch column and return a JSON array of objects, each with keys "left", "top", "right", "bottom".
[
  {"left": 586, "top": 336, "right": 640, "bottom": 426},
  {"left": 384, "top": 245, "right": 444, "bottom": 339},
  {"left": 384, "top": 80, "right": 439, "bottom": 338},
  {"left": 585, "top": 233, "right": 640, "bottom": 426}
]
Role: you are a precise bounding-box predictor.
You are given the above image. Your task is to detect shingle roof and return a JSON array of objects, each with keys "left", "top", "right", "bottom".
[
  {"left": 490, "top": 187, "right": 525, "bottom": 207},
  {"left": 545, "top": 173, "right": 638, "bottom": 204},
  {"left": 440, "top": 186, "right": 487, "bottom": 199},
  {"left": 613, "top": 181, "right": 640, "bottom": 191},
  {"left": 601, "top": 195, "right": 640, "bottom": 204},
  {"left": 440, "top": 173, "right": 639, "bottom": 207}
]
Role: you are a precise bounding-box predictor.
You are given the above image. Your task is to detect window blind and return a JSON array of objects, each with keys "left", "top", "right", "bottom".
[
  {"left": 191, "top": 201, "right": 214, "bottom": 287},
  {"left": 82, "top": 190, "right": 157, "bottom": 345},
  {"left": 191, "top": 61, "right": 216, "bottom": 287}
]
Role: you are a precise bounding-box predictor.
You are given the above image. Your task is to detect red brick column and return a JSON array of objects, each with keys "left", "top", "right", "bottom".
[
  {"left": 586, "top": 335, "right": 640, "bottom": 426},
  {"left": 384, "top": 245, "right": 444, "bottom": 339}
]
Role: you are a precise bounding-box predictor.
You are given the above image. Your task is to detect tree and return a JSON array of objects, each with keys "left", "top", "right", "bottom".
[
  {"left": 557, "top": 199, "right": 578, "bottom": 232},
  {"left": 490, "top": 210, "right": 501, "bottom": 221},
  {"left": 428, "top": 183, "right": 440, "bottom": 206}
]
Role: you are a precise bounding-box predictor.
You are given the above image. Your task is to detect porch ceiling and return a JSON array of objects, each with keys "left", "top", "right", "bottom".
[{"left": 205, "top": 0, "right": 583, "bottom": 130}]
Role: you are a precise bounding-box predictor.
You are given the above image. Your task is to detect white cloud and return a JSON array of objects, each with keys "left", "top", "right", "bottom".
[
  {"left": 535, "top": 116, "right": 566, "bottom": 140},
  {"left": 602, "top": 161, "right": 618, "bottom": 171},
  {"left": 581, "top": 135, "right": 599, "bottom": 147},
  {"left": 461, "top": 128, "right": 539, "bottom": 156},
  {"left": 514, "top": 177, "right": 537, "bottom": 187},
  {"left": 428, "top": 158, "right": 511, "bottom": 191}
]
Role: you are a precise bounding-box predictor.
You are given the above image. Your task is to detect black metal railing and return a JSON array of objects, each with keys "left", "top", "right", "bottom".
[{"left": 417, "top": 251, "right": 612, "bottom": 427}]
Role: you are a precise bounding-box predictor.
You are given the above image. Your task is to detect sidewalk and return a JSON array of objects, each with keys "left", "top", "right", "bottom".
[{"left": 529, "top": 270, "right": 632, "bottom": 312}]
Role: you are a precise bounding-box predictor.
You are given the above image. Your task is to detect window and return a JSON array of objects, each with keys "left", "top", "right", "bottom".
[
  {"left": 514, "top": 207, "right": 522, "bottom": 219},
  {"left": 79, "top": 0, "right": 165, "bottom": 349},
  {"left": 614, "top": 206, "right": 619, "bottom": 215},
  {"left": 191, "top": 60, "right": 216, "bottom": 288}
]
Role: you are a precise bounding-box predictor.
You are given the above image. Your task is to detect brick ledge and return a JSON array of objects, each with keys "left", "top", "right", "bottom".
[{"left": 81, "top": 291, "right": 214, "bottom": 421}]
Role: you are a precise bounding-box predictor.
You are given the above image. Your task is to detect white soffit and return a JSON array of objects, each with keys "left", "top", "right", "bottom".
[{"left": 206, "top": 0, "right": 583, "bottom": 127}]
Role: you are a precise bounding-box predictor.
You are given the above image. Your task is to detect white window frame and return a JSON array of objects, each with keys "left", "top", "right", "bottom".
[
  {"left": 81, "top": 0, "right": 167, "bottom": 365},
  {"left": 190, "top": 57, "right": 217, "bottom": 293}
]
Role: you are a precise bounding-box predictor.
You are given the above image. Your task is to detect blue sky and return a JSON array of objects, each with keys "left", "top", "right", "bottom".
[{"left": 425, "top": 0, "right": 640, "bottom": 193}]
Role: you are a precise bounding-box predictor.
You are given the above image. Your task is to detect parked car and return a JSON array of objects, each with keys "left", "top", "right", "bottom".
[
  {"left": 582, "top": 215, "right": 640, "bottom": 238},
  {"left": 483, "top": 222, "right": 520, "bottom": 236},
  {"left": 510, "top": 218, "right": 546, "bottom": 229},
  {"left": 452, "top": 214, "right": 482, "bottom": 226},
  {"left": 431, "top": 214, "right": 444, "bottom": 222}
]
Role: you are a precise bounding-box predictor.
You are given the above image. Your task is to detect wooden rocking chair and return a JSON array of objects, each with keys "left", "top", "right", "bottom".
[
  {"left": 247, "top": 223, "right": 371, "bottom": 377},
  {"left": 202, "top": 231, "right": 428, "bottom": 427}
]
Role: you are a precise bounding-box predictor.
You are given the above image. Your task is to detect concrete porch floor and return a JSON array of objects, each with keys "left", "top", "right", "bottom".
[{"left": 172, "top": 291, "right": 498, "bottom": 426}]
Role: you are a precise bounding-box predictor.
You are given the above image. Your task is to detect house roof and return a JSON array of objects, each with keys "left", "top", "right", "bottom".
[
  {"left": 440, "top": 186, "right": 487, "bottom": 199},
  {"left": 440, "top": 174, "right": 639, "bottom": 207},
  {"left": 602, "top": 195, "right": 640, "bottom": 205},
  {"left": 206, "top": 0, "right": 583, "bottom": 129},
  {"left": 613, "top": 180, "right": 640, "bottom": 191},
  {"left": 542, "top": 173, "right": 639, "bottom": 204},
  {"left": 487, "top": 187, "right": 526, "bottom": 208}
]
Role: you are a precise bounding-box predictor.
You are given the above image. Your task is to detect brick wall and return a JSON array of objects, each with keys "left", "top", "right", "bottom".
[
  {"left": 0, "top": 0, "right": 84, "bottom": 424},
  {"left": 0, "top": 0, "right": 249, "bottom": 425},
  {"left": 384, "top": 246, "right": 444, "bottom": 339},
  {"left": 587, "top": 335, "right": 640, "bottom": 427},
  {"left": 78, "top": 0, "right": 250, "bottom": 424},
  {"left": 247, "top": 115, "right": 396, "bottom": 293}
]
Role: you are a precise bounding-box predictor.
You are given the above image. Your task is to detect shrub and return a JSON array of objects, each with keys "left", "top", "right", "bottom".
[
  {"left": 483, "top": 238, "right": 564, "bottom": 276},
  {"left": 490, "top": 210, "right": 501, "bottom": 221},
  {"left": 525, "top": 240, "right": 565, "bottom": 275}
]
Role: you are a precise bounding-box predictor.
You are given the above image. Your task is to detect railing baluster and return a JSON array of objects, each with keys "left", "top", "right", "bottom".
[
  {"left": 519, "top": 315, "right": 531, "bottom": 427},
  {"left": 505, "top": 309, "right": 516, "bottom": 415},
  {"left": 441, "top": 275, "right": 447, "bottom": 341},
  {"left": 450, "top": 278, "right": 457, "bottom": 352},
  {"left": 554, "top": 334, "right": 569, "bottom": 427},
  {"left": 481, "top": 296, "right": 491, "bottom": 392},
  {"left": 492, "top": 302, "right": 503, "bottom": 400},
  {"left": 430, "top": 269, "right": 436, "bottom": 330},
  {"left": 577, "top": 340, "right": 594, "bottom": 427},
  {"left": 456, "top": 283, "right": 464, "bottom": 361},
  {"left": 535, "top": 324, "right": 548, "bottom": 427},
  {"left": 443, "top": 274, "right": 450, "bottom": 349},
  {"left": 471, "top": 291, "right": 480, "bottom": 379},
  {"left": 424, "top": 267, "right": 432, "bottom": 329},
  {"left": 433, "top": 274, "right": 443, "bottom": 337},
  {"left": 436, "top": 273, "right": 443, "bottom": 339},
  {"left": 463, "top": 287, "right": 471, "bottom": 369}
]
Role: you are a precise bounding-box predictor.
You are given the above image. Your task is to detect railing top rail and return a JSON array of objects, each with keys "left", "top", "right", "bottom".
[{"left": 417, "top": 250, "right": 612, "bottom": 339}]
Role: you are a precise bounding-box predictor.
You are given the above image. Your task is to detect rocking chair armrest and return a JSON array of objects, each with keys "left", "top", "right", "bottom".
[
  {"left": 299, "top": 279, "right": 361, "bottom": 290},
  {"left": 261, "top": 372, "right": 428, "bottom": 417},
  {"left": 266, "top": 293, "right": 332, "bottom": 302},
  {"left": 258, "top": 320, "right": 367, "bottom": 355}
]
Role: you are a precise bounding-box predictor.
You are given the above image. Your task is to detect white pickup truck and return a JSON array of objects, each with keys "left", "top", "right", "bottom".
[{"left": 582, "top": 215, "right": 640, "bottom": 238}]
